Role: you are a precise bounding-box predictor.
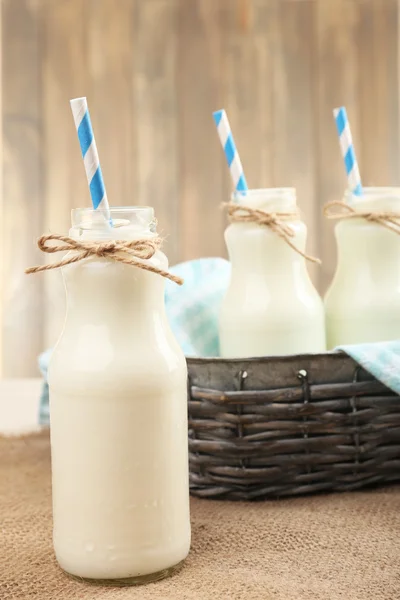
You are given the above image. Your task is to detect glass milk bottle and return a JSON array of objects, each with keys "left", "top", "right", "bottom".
[
  {"left": 48, "top": 207, "right": 190, "bottom": 584},
  {"left": 219, "top": 188, "right": 326, "bottom": 357},
  {"left": 325, "top": 187, "right": 400, "bottom": 347}
]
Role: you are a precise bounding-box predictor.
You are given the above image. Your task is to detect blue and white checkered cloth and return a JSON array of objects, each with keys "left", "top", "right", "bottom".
[
  {"left": 38, "top": 257, "right": 231, "bottom": 425},
  {"left": 164, "top": 257, "right": 231, "bottom": 357},
  {"left": 338, "top": 340, "right": 400, "bottom": 395}
]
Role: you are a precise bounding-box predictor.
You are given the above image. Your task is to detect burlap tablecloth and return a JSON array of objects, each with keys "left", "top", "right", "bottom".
[{"left": 1, "top": 430, "right": 400, "bottom": 600}]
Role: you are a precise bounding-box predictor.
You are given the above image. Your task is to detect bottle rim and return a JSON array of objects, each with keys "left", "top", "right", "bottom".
[{"left": 232, "top": 187, "right": 296, "bottom": 202}]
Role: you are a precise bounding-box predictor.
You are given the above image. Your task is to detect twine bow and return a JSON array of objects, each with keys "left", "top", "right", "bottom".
[
  {"left": 25, "top": 234, "right": 184, "bottom": 285},
  {"left": 224, "top": 202, "right": 321, "bottom": 264},
  {"left": 323, "top": 201, "right": 400, "bottom": 235}
]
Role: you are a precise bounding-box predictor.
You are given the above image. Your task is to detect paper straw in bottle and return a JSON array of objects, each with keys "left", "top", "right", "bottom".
[
  {"left": 70, "top": 97, "right": 112, "bottom": 222},
  {"left": 333, "top": 106, "right": 363, "bottom": 198},
  {"left": 213, "top": 109, "right": 248, "bottom": 192}
]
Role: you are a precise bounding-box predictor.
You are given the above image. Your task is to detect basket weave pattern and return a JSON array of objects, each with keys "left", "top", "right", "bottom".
[{"left": 187, "top": 353, "right": 400, "bottom": 500}]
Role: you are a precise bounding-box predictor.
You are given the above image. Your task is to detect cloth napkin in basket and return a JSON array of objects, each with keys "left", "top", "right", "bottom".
[{"left": 338, "top": 340, "right": 400, "bottom": 395}]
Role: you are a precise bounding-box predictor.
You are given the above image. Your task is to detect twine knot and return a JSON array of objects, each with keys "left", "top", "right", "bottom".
[
  {"left": 224, "top": 202, "right": 321, "bottom": 264},
  {"left": 25, "top": 234, "right": 183, "bottom": 285},
  {"left": 323, "top": 201, "right": 400, "bottom": 235}
]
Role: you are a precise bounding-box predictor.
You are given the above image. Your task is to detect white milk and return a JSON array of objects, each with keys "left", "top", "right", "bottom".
[
  {"left": 219, "top": 188, "right": 326, "bottom": 357},
  {"left": 325, "top": 187, "right": 400, "bottom": 347},
  {"left": 48, "top": 207, "right": 191, "bottom": 583}
]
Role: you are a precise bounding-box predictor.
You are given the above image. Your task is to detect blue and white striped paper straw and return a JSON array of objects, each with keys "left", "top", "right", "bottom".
[
  {"left": 70, "top": 97, "right": 111, "bottom": 220},
  {"left": 333, "top": 106, "right": 363, "bottom": 198},
  {"left": 213, "top": 109, "right": 248, "bottom": 192}
]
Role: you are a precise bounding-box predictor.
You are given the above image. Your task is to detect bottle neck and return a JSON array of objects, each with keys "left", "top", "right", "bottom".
[
  {"left": 62, "top": 255, "right": 168, "bottom": 333},
  {"left": 69, "top": 227, "right": 157, "bottom": 243},
  {"left": 331, "top": 188, "right": 400, "bottom": 283},
  {"left": 332, "top": 220, "right": 400, "bottom": 291},
  {"left": 225, "top": 221, "right": 310, "bottom": 277}
]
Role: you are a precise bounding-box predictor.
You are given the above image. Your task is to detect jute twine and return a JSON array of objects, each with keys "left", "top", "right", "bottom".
[
  {"left": 224, "top": 202, "right": 321, "bottom": 264},
  {"left": 324, "top": 200, "right": 400, "bottom": 234},
  {"left": 25, "top": 234, "right": 184, "bottom": 285}
]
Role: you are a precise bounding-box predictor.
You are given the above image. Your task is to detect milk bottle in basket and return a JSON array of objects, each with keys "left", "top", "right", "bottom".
[
  {"left": 219, "top": 188, "right": 326, "bottom": 358},
  {"left": 325, "top": 187, "right": 400, "bottom": 347}
]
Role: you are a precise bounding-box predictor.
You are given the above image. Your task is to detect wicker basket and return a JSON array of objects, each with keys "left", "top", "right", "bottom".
[{"left": 187, "top": 352, "right": 400, "bottom": 500}]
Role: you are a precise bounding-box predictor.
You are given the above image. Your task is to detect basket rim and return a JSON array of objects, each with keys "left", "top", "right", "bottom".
[{"left": 186, "top": 350, "right": 344, "bottom": 365}]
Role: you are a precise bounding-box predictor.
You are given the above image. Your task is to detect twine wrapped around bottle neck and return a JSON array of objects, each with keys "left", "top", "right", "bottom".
[
  {"left": 224, "top": 202, "right": 321, "bottom": 264},
  {"left": 25, "top": 234, "right": 184, "bottom": 285},
  {"left": 323, "top": 200, "right": 400, "bottom": 235}
]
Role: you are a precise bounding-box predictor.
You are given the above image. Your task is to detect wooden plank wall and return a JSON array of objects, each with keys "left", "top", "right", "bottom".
[{"left": 1, "top": 0, "right": 400, "bottom": 377}]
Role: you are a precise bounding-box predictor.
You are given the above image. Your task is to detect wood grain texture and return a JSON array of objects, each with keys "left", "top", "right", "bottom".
[
  {"left": 89, "top": 0, "right": 135, "bottom": 209},
  {"left": 177, "top": 0, "right": 228, "bottom": 260},
  {"left": 2, "top": 0, "right": 400, "bottom": 376},
  {"left": 41, "top": 0, "right": 88, "bottom": 350},
  {"left": 273, "top": 0, "right": 319, "bottom": 284},
  {"left": 2, "top": 0, "right": 43, "bottom": 377},
  {"left": 134, "top": 0, "right": 180, "bottom": 262},
  {"left": 357, "top": 0, "right": 400, "bottom": 186},
  {"left": 0, "top": 1, "right": 3, "bottom": 375},
  {"left": 315, "top": 0, "right": 361, "bottom": 291},
  {"left": 223, "top": 0, "right": 275, "bottom": 191}
]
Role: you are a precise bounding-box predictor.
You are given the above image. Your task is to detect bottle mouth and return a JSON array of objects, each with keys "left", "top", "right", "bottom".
[
  {"left": 233, "top": 187, "right": 295, "bottom": 201},
  {"left": 232, "top": 187, "right": 297, "bottom": 211},
  {"left": 345, "top": 187, "right": 400, "bottom": 211},
  {"left": 71, "top": 206, "right": 157, "bottom": 239},
  {"left": 345, "top": 186, "right": 400, "bottom": 202}
]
